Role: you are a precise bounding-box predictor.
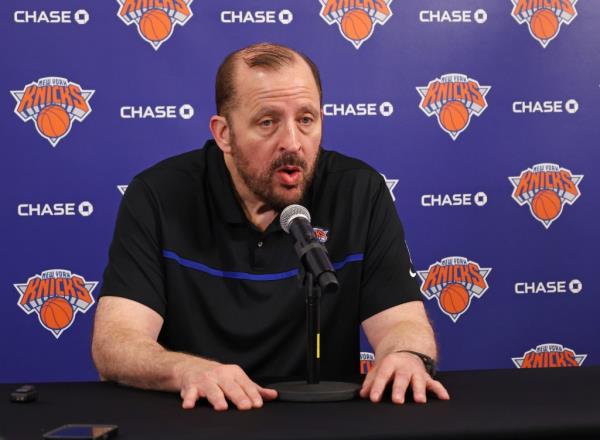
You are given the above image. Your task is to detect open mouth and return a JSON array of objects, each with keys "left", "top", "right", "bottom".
[{"left": 277, "top": 165, "right": 302, "bottom": 185}]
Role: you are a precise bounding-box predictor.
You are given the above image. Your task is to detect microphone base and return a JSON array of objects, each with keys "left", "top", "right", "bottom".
[{"left": 268, "top": 381, "right": 361, "bottom": 402}]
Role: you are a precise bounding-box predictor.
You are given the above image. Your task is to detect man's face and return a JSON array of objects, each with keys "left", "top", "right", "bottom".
[{"left": 225, "top": 59, "right": 322, "bottom": 211}]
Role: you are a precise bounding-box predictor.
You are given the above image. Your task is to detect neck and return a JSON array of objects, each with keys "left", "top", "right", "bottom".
[{"left": 224, "top": 155, "right": 278, "bottom": 232}]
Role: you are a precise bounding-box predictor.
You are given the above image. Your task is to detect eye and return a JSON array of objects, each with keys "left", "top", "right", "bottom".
[
  {"left": 300, "top": 116, "right": 313, "bottom": 125},
  {"left": 260, "top": 119, "right": 273, "bottom": 127}
]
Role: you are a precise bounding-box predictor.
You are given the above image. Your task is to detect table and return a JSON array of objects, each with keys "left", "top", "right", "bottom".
[{"left": 2, "top": 367, "right": 600, "bottom": 439}]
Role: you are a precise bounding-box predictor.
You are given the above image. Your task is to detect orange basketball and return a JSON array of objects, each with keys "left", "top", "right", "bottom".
[
  {"left": 40, "top": 297, "right": 74, "bottom": 330},
  {"left": 36, "top": 105, "right": 70, "bottom": 138},
  {"left": 531, "top": 190, "right": 561, "bottom": 221},
  {"left": 530, "top": 9, "right": 559, "bottom": 40},
  {"left": 341, "top": 9, "right": 373, "bottom": 41},
  {"left": 140, "top": 9, "right": 172, "bottom": 42},
  {"left": 440, "top": 284, "right": 469, "bottom": 315},
  {"left": 439, "top": 101, "right": 469, "bottom": 133}
]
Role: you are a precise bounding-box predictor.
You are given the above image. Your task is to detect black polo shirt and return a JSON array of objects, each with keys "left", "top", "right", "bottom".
[{"left": 101, "top": 140, "right": 421, "bottom": 379}]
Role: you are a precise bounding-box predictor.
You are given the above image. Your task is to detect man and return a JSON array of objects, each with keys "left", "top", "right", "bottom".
[{"left": 92, "top": 43, "right": 449, "bottom": 411}]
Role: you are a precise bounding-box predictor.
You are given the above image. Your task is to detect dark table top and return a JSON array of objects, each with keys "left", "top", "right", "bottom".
[{"left": 2, "top": 367, "right": 600, "bottom": 440}]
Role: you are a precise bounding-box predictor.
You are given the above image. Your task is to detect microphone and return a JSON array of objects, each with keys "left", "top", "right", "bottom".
[{"left": 280, "top": 205, "right": 339, "bottom": 294}]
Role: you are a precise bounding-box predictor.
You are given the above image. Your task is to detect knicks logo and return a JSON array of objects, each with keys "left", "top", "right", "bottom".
[
  {"left": 512, "top": 343, "right": 586, "bottom": 368},
  {"left": 417, "top": 257, "right": 491, "bottom": 322},
  {"left": 511, "top": 0, "right": 577, "bottom": 48},
  {"left": 319, "top": 0, "right": 393, "bottom": 49},
  {"left": 14, "top": 269, "right": 97, "bottom": 338},
  {"left": 11, "top": 77, "right": 94, "bottom": 147},
  {"left": 117, "top": 0, "right": 193, "bottom": 50},
  {"left": 417, "top": 74, "right": 490, "bottom": 140},
  {"left": 313, "top": 227, "right": 329, "bottom": 243},
  {"left": 509, "top": 163, "right": 582, "bottom": 229}
]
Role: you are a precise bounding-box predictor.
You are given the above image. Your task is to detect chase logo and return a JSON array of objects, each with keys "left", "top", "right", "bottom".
[
  {"left": 511, "top": 0, "right": 577, "bottom": 48},
  {"left": 14, "top": 269, "right": 97, "bottom": 338},
  {"left": 13, "top": 9, "right": 89, "bottom": 24},
  {"left": 509, "top": 163, "right": 582, "bottom": 229},
  {"left": 512, "top": 343, "right": 586, "bottom": 368},
  {"left": 319, "top": 0, "right": 393, "bottom": 49},
  {"left": 515, "top": 279, "right": 582, "bottom": 294},
  {"left": 120, "top": 104, "right": 194, "bottom": 119},
  {"left": 418, "top": 256, "right": 491, "bottom": 322},
  {"left": 323, "top": 102, "right": 393, "bottom": 117},
  {"left": 421, "top": 192, "right": 488, "bottom": 207},
  {"left": 117, "top": 0, "right": 193, "bottom": 50},
  {"left": 419, "top": 9, "right": 487, "bottom": 24},
  {"left": 17, "top": 201, "right": 94, "bottom": 217},
  {"left": 417, "top": 74, "right": 490, "bottom": 140},
  {"left": 117, "top": 185, "right": 128, "bottom": 195},
  {"left": 512, "top": 99, "right": 579, "bottom": 114},
  {"left": 11, "top": 77, "right": 94, "bottom": 147},
  {"left": 220, "top": 10, "right": 293, "bottom": 25}
]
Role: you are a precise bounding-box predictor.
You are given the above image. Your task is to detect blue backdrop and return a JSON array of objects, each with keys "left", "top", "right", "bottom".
[{"left": 1, "top": 0, "right": 598, "bottom": 383}]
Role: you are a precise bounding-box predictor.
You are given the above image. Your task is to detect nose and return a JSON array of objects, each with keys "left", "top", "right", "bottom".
[{"left": 279, "top": 119, "right": 301, "bottom": 152}]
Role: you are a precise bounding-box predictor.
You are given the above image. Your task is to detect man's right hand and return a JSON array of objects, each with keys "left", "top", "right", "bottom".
[{"left": 179, "top": 362, "right": 278, "bottom": 411}]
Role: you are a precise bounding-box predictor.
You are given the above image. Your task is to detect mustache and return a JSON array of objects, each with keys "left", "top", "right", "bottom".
[{"left": 269, "top": 152, "right": 307, "bottom": 173}]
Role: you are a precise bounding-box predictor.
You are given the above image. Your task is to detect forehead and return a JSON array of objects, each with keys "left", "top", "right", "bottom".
[{"left": 232, "top": 59, "right": 320, "bottom": 113}]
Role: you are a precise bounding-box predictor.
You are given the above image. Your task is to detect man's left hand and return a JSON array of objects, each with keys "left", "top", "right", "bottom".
[{"left": 359, "top": 351, "right": 450, "bottom": 404}]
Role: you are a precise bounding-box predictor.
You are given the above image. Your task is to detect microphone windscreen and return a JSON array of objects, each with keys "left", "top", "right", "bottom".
[{"left": 280, "top": 204, "right": 311, "bottom": 233}]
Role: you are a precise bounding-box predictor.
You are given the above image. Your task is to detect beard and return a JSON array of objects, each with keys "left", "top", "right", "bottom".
[{"left": 229, "top": 136, "right": 319, "bottom": 212}]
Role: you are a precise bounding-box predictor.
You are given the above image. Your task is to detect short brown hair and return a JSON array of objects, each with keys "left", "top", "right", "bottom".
[{"left": 215, "top": 42, "right": 322, "bottom": 116}]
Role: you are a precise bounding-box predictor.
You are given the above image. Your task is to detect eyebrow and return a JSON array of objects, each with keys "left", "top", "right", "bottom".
[{"left": 253, "top": 105, "right": 319, "bottom": 120}]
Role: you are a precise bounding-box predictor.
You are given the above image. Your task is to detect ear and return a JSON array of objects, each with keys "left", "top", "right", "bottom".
[{"left": 209, "top": 115, "right": 232, "bottom": 154}]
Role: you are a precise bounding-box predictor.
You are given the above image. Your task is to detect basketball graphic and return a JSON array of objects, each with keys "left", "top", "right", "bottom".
[
  {"left": 139, "top": 9, "right": 172, "bottom": 42},
  {"left": 530, "top": 8, "right": 559, "bottom": 40},
  {"left": 440, "top": 283, "right": 470, "bottom": 315},
  {"left": 40, "top": 297, "right": 74, "bottom": 330},
  {"left": 341, "top": 9, "right": 373, "bottom": 41},
  {"left": 36, "top": 105, "right": 70, "bottom": 139},
  {"left": 532, "top": 190, "right": 562, "bottom": 221},
  {"left": 439, "top": 101, "right": 469, "bottom": 133}
]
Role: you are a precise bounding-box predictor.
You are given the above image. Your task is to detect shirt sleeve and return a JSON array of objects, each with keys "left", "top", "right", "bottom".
[
  {"left": 359, "top": 175, "right": 422, "bottom": 322},
  {"left": 100, "top": 176, "right": 166, "bottom": 317}
]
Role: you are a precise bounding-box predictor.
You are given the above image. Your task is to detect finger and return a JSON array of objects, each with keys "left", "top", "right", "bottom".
[
  {"left": 390, "top": 372, "right": 411, "bottom": 404},
  {"left": 203, "top": 382, "right": 229, "bottom": 411},
  {"left": 237, "top": 379, "right": 265, "bottom": 408},
  {"left": 181, "top": 386, "right": 200, "bottom": 409},
  {"left": 220, "top": 380, "right": 253, "bottom": 410},
  {"left": 257, "top": 386, "right": 278, "bottom": 401},
  {"left": 359, "top": 368, "right": 377, "bottom": 398},
  {"left": 369, "top": 364, "right": 395, "bottom": 403},
  {"left": 411, "top": 374, "right": 427, "bottom": 404},
  {"left": 427, "top": 379, "right": 450, "bottom": 400}
]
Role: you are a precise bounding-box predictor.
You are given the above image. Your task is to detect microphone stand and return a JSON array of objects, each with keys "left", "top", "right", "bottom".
[{"left": 268, "top": 270, "right": 361, "bottom": 402}]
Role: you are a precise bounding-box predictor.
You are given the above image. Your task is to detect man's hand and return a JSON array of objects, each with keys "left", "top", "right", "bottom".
[
  {"left": 359, "top": 351, "right": 450, "bottom": 404},
  {"left": 179, "top": 362, "right": 278, "bottom": 411}
]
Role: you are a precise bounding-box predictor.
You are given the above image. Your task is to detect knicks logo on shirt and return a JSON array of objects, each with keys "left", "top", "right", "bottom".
[
  {"left": 511, "top": 0, "right": 577, "bottom": 48},
  {"left": 117, "top": 0, "right": 193, "bottom": 50},
  {"left": 11, "top": 77, "right": 94, "bottom": 147},
  {"left": 319, "top": 0, "right": 393, "bottom": 49},
  {"left": 416, "top": 74, "right": 490, "bottom": 140},
  {"left": 14, "top": 269, "right": 97, "bottom": 338},
  {"left": 509, "top": 163, "right": 582, "bottom": 229},
  {"left": 313, "top": 227, "right": 329, "bottom": 243},
  {"left": 417, "top": 257, "right": 491, "bottom": 322},
  {"left": 512, "top": 343, "right": 586, "bottom": 368}
]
